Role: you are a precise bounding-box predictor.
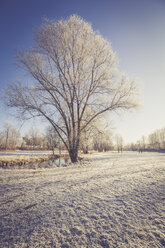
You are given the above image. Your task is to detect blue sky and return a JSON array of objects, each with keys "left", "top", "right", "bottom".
[{"left": 0, "top": 0, "right": 165, "bottom": 143}]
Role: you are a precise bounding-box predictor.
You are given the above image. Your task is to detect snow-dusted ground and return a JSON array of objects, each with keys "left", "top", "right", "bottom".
[{"left": 0, "top": 152, "right": 164, "bottom": 248}]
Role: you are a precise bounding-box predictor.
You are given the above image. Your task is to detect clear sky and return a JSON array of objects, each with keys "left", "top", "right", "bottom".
[{"left": 0, "top": 0, "right": 165, "bottom": 143}]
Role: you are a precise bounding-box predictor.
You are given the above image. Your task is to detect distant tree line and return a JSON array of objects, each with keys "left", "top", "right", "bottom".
[
  {"left": 3, "top": 121, "right": 164, "bottom": 154},
  {"left": 0, "top": 121, "right": 58, "bottom": 151},
  {"left": 125, "top": 127, "right": 165, "bottom": 153},
  {"left": 0, "top": 121, "right": 116, "bottom": 153}
]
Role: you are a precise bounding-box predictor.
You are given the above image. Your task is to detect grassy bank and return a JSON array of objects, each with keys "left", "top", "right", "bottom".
[{"left": 0, "top": 150, "right": 69, "bottom": 167}]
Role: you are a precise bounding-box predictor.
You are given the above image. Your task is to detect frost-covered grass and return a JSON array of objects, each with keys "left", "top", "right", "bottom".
[
  {"left": 0, "top": 150, "right": 54, "bottom": 161},
  {"left": 0, "top": 151, "right": 165, "bottom": 247},
  {"left": 0, "top": 150, "right": 63, "bottom": 167}
]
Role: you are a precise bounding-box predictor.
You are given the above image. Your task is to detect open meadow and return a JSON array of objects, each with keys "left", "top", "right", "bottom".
[{"left": 0, "top": 151, "right": 165, "bottom": 247}]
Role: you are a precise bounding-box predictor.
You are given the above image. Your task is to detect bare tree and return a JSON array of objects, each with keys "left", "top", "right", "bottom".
[
  {"left": 159, "top": 128, "right": 165, "bottom": 150},
  {"left": 29, "top": 128, "right": 43, "bottom": 148},
  {"left": 0, "top": 121, "right": 20, "bottom": 149},
  {"left": 4, "top": 121, "right": 10, "bottom": 150},
  {"left": 80, "top": 114, "right": 103, "bottom": 154},
  {"left": 91, "top": 119, "right": 114, "bottom": 152},
  {"left": 148, "top": 131, "right": 160, "bottom": 150},
  {"left": 5, "top": 15, "right": 138, "bottom": 162},
  {"left": 93, "top": 130, "right": 114, "bottom": 152},
  {"left": 23, "top": 128, "right": 43, "bottom": 149},
  {"left": 115, "top": 134, "right": 123, "bottom": 153},
  {"left": 45, "top": 126, "right": 59, "bottom": 155}
]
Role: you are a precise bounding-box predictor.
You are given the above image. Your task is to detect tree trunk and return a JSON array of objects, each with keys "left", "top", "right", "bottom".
[
  {"left": 5, "top": 130, "right": 9, "bottom": 150},
  {"left": 69, "top": 148, "right": 78, "bottom": 163},
  {"left": 52, "top": 146, "right": 55, "bottom": 157},
  {"left": 83, "top": 146, "right": 88, "bottom": 154}
]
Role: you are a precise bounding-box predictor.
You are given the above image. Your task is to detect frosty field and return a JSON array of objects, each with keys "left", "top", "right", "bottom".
[{"left": 0, "top": 152, "right": 165, "bottom": 248}]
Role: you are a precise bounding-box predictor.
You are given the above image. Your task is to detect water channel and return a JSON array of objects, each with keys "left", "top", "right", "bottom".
[{"left": 1, "top": 157, "right": 70, "bottom": 169}]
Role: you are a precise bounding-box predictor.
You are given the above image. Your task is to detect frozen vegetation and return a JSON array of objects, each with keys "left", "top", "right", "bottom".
[
  {"left": 0, "top": 152, "right": 165, "bottom": 247},
  {"left": 0, "top": 150, "right": 61, "bottom": 167},
  {"left": 0, "top": 150, "right": 53, "bottom": 161}
]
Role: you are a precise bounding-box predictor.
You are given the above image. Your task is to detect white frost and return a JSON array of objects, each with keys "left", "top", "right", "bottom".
[{"left": 0, "top": 151, "right": 165, "bottom": 247}]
